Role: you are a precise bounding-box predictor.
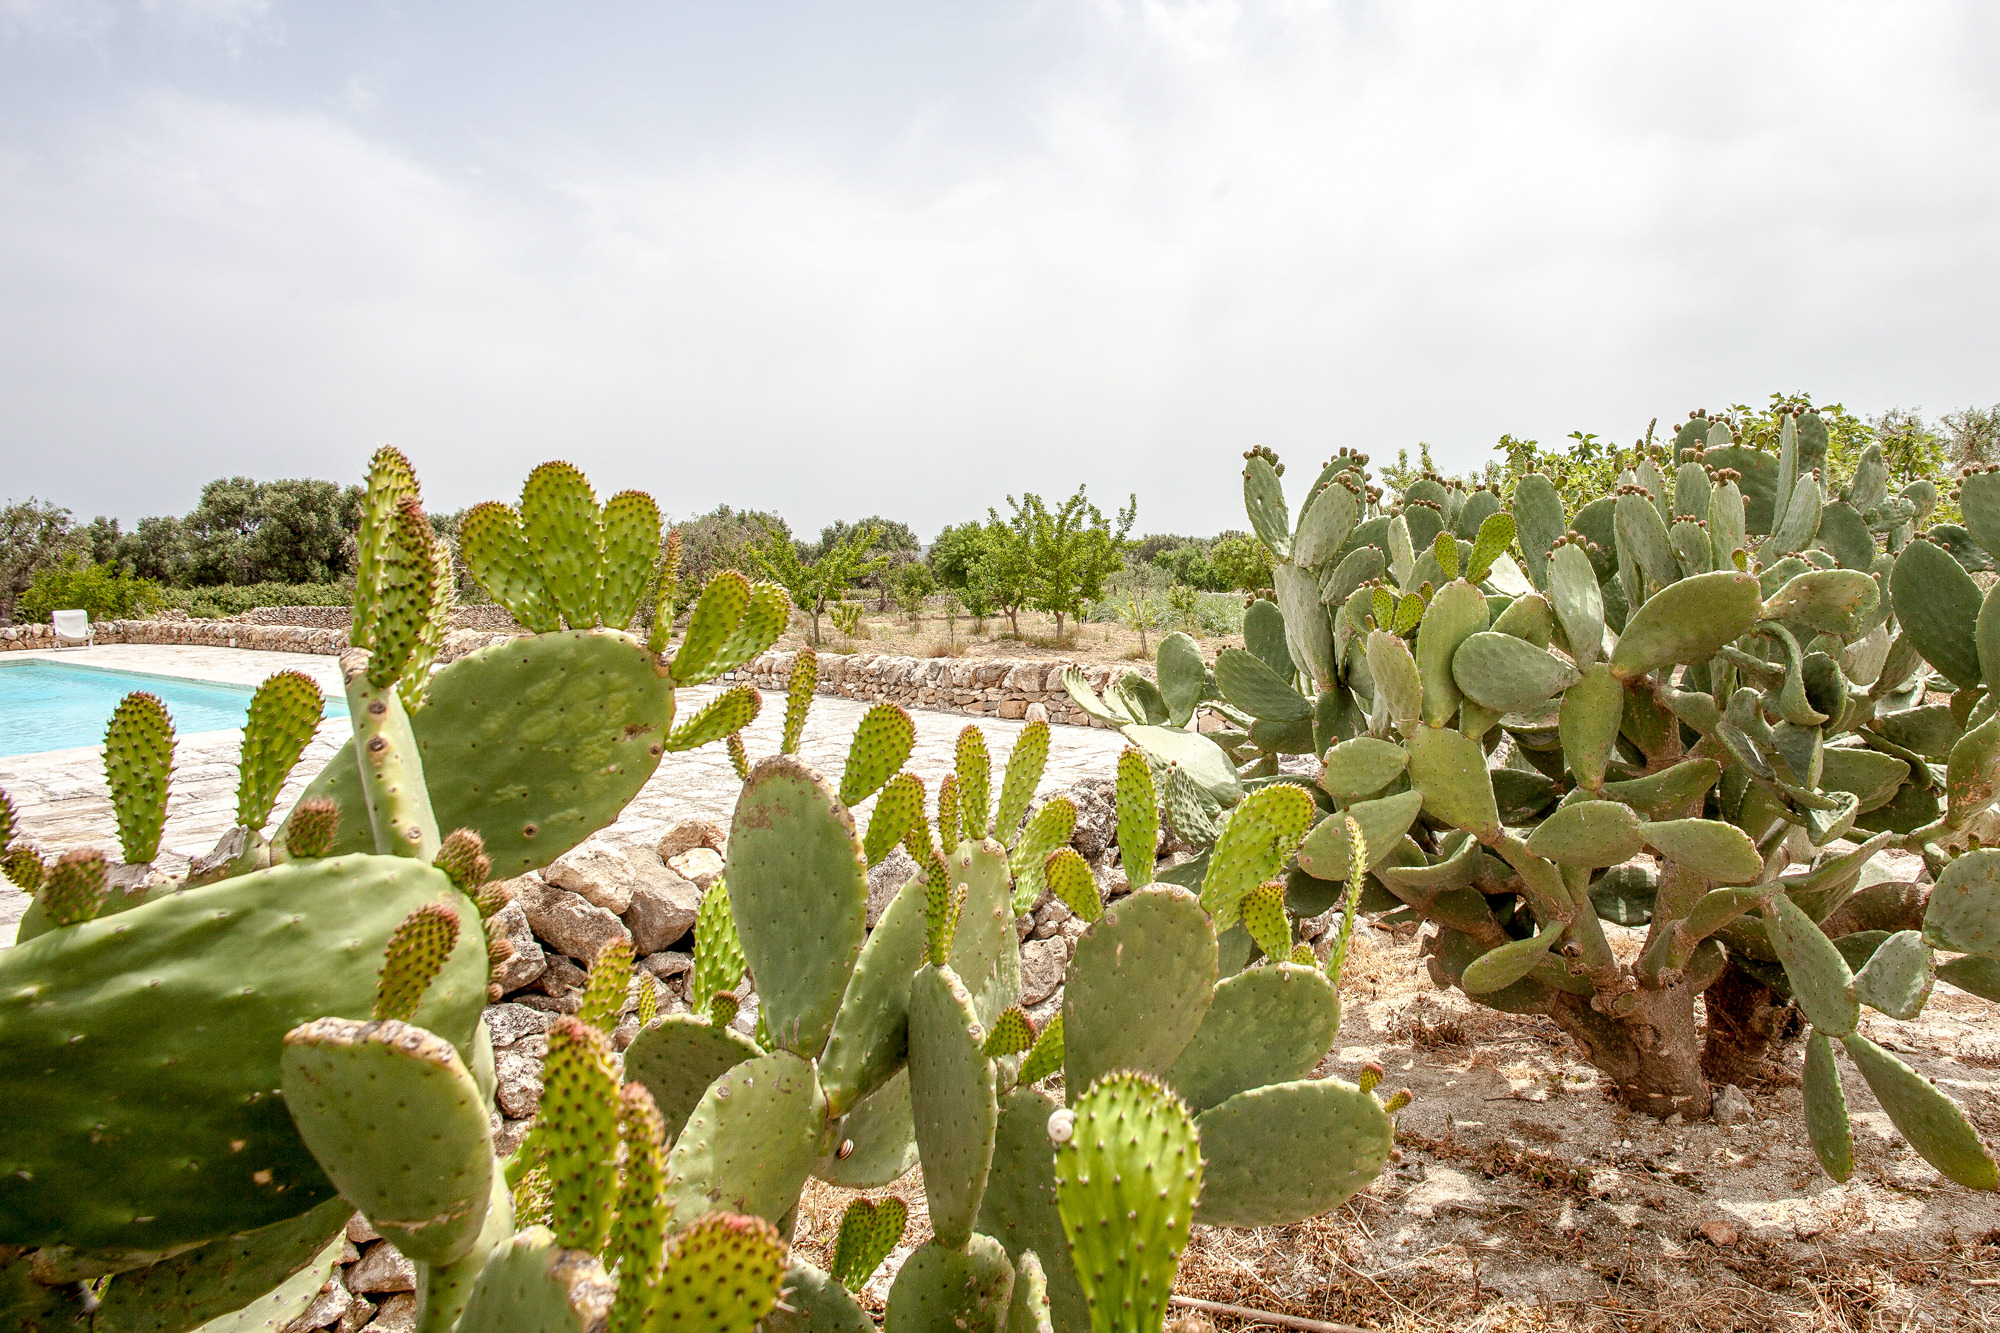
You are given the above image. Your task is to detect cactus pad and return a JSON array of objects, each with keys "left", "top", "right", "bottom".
[
  {"left": 831, "top": 1196, "right": 908, "bottom": 1291},
  {"left": 1239, "top": 878, "right": 1292, "bottom": 963},
  {"left": 534, "top": 1016, "right": 622, "bottom": 1254},
  {"left": 976, "top": 1087, "right": 1086, "bottom": 1331},
  {"left": 1318, "top": 736, "right": 1408, "bottom": 804},
  {"left": 666, "top": 684, "right": 762, "bottom": 754},
  {"left": 1842, "top": 1031, "right": 1999, "bottom": 1189},
  {"left": 782, "top": 649, "right": 818, "bottom": 753},
  {"left": 1293, "top": 788, "right": 1422, "bottom": 881},
  {"left": 1853, "top": 929, "right": 1935, "bottom": 1020},
  {"left": 815, "top": 1066, "right": 919, "bottom": 1188},
  {"left": 1639, "top": 818, "right": 1763, "bottom": 883},
  {"left": 1198, "top": 782, "right": 1314, "bottom": 927},
  {"left": 1193, "top": 1077, "right": 1394, "bottom": 1226},
  {"left": 286, "top": 797, "right": 339, "bottom": 859},
  {"left": 673, "top": 571, "right": 752, "bottom": 685},
  {"left": 608, "top": 1083, "right": 670, "bottom": 1333},
  {"left": 1018, "top": 1014, "right": 1065, "bottom": 1087},
  {"left": 865, "top": 771, "right": 927, "bottom": 868},
  {"left": 1064, "top": 886, "right": 1216, "bottom": 1093},
  {"left": 0, "top": 852, "right": 482, "bottom": 1249},
  {"left": 1608, "top": 570, "right": 1763, "bottom": 679},
  {"left": 982, "top": 1005, "right": 1038, "bottom": 1059},
  {"left": 907, "top": 964, "right": 999, "bottom": 1249},
  {"left": 818, "top": 869, "right": 929, "bottom": 1115},
  {"left": 38, "top": 847, "right": 110, "bottom": 927},
  {"left": 296, "top": 629, "right": 676, "bottom": 877},
  {"left": 623, "top": 1014, "right": 763, "bottom": 1146},
  {"left": 1112, "top": 748, "right": 1160, "bottom": 887},
  {"left": 691, "top": 880, "right": 748, "bottom": 1022},
  {"left": 839, "top": 704, "right": 919, "bottom": 807},
  {"left": 455, "top": 1227, "right": 616, "bottom": 1333},
  {"left": 279, "top": 1017, "right": 493, "bottom": 1265},
  {"left": 88, "top": 1196, "right": 353, "bottom": 1333},
  {"left": 1802, "top": 1029, "right": 1854, "bottom": 1182},
  {"left": 373, "top": 900, "right": 463, "bottom": 1022},
  {"left": 1044, "top": 847, "right": 1102, "bottom": 923},
  {"left": 461, "top": 499, "right": 562, "bottom": 633},
  {"left": 652, "top": 1211, "right": 789, "bottom": 1333},
  {"left": 103, "top": 690, "right": 174, "bottom": 865},
  {"left": 1924, "top": 848, "right": 2000, "bottom": 957},
  {"left": 662, "top": 1050, "right": 830, "bottom": 1229},
  {"left": 957, "top": 726, "right": 994, "bottom": 839},
  {"left": 1054, "top": 1071, "right": 1201, "bottom": 1333},
  {"left": 1164, "top": 962, "right": 1343, "bottom": 1115},
  {"left": 1408, "top": 724, "right": 1501, "bottom": 841},
  {"left": 884, "top": 1236, "right": 1016, "bottom": 1333},
  {"left": 235, "top": 671, "right": 323, "bottom": 834},
  {"left": 994, "top": 719, "right": 1051, "bottom": 838},
  {"left": 1525, "top": 799, "right": 1645, "bottom": 867},
  {"left": 1763, "top": 893, "right": 1860, "bottom": 1036},
  {"left": 727, "top": 754, "right": 869, "bottom": 1055},
  {"left": 1008, "top": 797, "right": 1076, "bottom": 914},
  {"left": 520, "top": 461, "right": 604, "bottom": 629},
  {"left": 577, "top": 937, "right": 634, "bottom": 1033},
  {"left": 598, "top": 489, "right": 663, "bottom": 632}
]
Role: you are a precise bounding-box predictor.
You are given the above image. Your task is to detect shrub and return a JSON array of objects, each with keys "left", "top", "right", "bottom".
[
  {"left": 18, "top": 555, "right": 168, "bottom": 624},
  {"left": 172, "top": 581, "right": 354, "bottom": 619}
]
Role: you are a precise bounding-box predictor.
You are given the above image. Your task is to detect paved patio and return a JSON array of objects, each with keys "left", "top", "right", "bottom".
[{"left": 0, "top": 644, "right": 1128, "bottom": 944}]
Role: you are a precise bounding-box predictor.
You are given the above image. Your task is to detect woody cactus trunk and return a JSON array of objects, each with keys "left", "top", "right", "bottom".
[{"left": 1070, "top": 412, "right": 2000, "bottom": 1186}]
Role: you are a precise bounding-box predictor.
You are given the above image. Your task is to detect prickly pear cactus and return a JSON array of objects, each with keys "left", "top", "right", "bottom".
[
  {"left": 0, "top": 447, "right": 787, "bottom": 1330},
  {"left": 1069, "top": 412, "right": 2000, "bottom": 1193}
]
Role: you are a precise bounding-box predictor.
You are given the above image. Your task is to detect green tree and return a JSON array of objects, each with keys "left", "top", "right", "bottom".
[
  {"left": 1869, "top": 408, "right": 1950, "bottom": 486},
  {"left": 992, "top": 487, "right": 1136, "bottom": 639},
  {"left": 811, "top": 517, "right": 919, "bottom": 609},
  {"left": 18, "top": 553, "right": 167, "bottom": 624},
  {"left": 1943, "top": 404, "right": 2000, "bottom": 468},
  {"left": 175, "top": 476, "right": 365, "bottom": 586},
  {"left": 750, "top": 519, "right": 890, "bottom": 645},
  {"left": 0, "top": 498, "right": 81, "bottom": 622},
  {"left": 970, "top": 517, "right": 1034, "bottom": 636},
  {"left": 672, "top": 505, "right": 788, "bottom": 603},
  {"left": 1209, "top": 530, "right": 1273, "bottom": 594},
  {"left": 928, "top": 521, "right": 995, "bottom": 615}
]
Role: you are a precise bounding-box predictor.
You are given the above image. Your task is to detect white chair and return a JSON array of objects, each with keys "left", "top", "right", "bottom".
[{"left": 51, "top": 609, "right": 93, "bottom": 649}]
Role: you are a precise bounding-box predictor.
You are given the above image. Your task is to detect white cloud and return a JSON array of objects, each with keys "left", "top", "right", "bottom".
[{"left": 1, "top": 1, "right": 1996, "bottom": 534}]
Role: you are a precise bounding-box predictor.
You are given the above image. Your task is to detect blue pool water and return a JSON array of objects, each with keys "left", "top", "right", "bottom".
[{"left": 0, "top": 660, "right": 348, "bottom": 756}]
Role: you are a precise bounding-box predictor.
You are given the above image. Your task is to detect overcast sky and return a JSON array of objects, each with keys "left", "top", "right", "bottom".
[{"left": 3, "top": 2, "right": 1996, "bottom": 537}]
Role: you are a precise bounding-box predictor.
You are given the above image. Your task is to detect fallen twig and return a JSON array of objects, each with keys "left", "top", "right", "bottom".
[{"left": 1167, "top": 1294, "right": 1374, "bottom": 1332}]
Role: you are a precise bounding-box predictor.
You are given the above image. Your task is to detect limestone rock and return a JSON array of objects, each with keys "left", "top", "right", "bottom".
[
  {"left": 666, "top": 846, "right": 725, "bottom": 889},
  {"left": 482, "top": 1002, "right": 552, "bottom": 1050},
  {"left": 284, "top": 1277, "right": 355, "bottom": 1333},
  {"left": 866, "top": 845, "right": 917, "bottom": 927},
  {"left": 537, "top": 954, "right": 587, "bottom": 998},
  {"left": 486, "top": 902, "right": 547, "bottom": 993},
  {"left": 1019, "top": 937, "right": 1067, "bottom": 1006},
  {"left": 625, "top": 868, "right": 702, "bottom": 954},
  {"left": 543, "top": 842, "right": 641, "bottom": 915},
  {"left": 362, "top": 1292, "right": 418, "bottom": 1333},
  {"left": 346, "top": 1215, "right": 381, "bottom": 1245},
  {"left": 494, "top": 1049, "right": 545, "bottom": 1119},
  {"left": 658, "top": 818, "right": 726, "bottom": 860},
  {"left": 1711, "top": 1083, "right": 1754, "bottom": 1126},
  {"left": 516, "top": 879, "right": 630, "bottom": 966},
  {"left": 640, "top": 951, "right": 695, "bottom": 981},
  {"left": 347, "top": 1242, "right": 416, "bottom": 1294}
]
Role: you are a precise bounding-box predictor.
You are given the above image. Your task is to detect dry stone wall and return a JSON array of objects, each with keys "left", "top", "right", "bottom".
[
  {"left": 0, "top": 617, "right": 513, "bottom": 662},
  {"left": 722, "top": 649, "right": 1151, "bottom": 728}
]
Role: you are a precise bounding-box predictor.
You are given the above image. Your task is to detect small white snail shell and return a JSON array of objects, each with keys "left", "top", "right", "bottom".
[{"left": 1047, "top": 1109, "right": 1076, "bottom": 1145}]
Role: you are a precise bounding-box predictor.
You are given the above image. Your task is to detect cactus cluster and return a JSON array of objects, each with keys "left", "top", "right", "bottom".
[
  {"left": 0, "top": 448, "right": 790, "bottom": 1331},
  {"left": 1076, "top": 411, "right": 2000, "bottom": 1189}
]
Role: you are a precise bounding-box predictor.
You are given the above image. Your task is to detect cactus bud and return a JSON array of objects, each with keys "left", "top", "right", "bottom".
[
  {"left": 0, "top": 788, "right": 16, "bottom": 851},
  {"left": 1383, "top": 1088, "right": 1414, "bottom": 1114},
  {"left": 981, "top": 1005, "right": 1037, "bottom": 1059},
  {"left": 710, "top": 991, "right": 740, "bottom": 1030},
  {"left": 936, "top": 770, "right": 962, "bottom": 854},
  {"left": 285, "top": 798, "right": 340, "bottom": 859},
  {"left": 781, "top": 648, "right": 818, "bottom": 754},
  {"left": 2, "top": 843, "right": 45, "bottom": 894},
  {"left": 41, "top": 848, "right": 109, "bottom": 927},
  {"left": 469, "top": 877, "right": 514, "bottom": 920},
  {"left": 433, "top": 827, "right": 491, "bottom": 893},
  {"left": 1357, "top": 1062, "right": 1385, "bottom": 1094}
]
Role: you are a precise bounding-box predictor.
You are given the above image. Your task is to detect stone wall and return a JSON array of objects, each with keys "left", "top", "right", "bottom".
[
  {"left": 0, "top": 617, "right": 513, "bottom": 662},
  {"left": 239, "top": 604, "right": 524, "bottom": 634},
  {"left": 722, "top": 649, "right": 1149, "bottom": 727}
]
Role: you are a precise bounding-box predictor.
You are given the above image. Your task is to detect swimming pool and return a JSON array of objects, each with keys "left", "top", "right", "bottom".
[{"left": 0, "top": 660, "right": 349, "bottom": 757}]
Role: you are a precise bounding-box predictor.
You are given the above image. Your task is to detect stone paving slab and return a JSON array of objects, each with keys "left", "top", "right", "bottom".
[{"left": 1, "top": 645, "right": 1129, "bottom": 944}]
